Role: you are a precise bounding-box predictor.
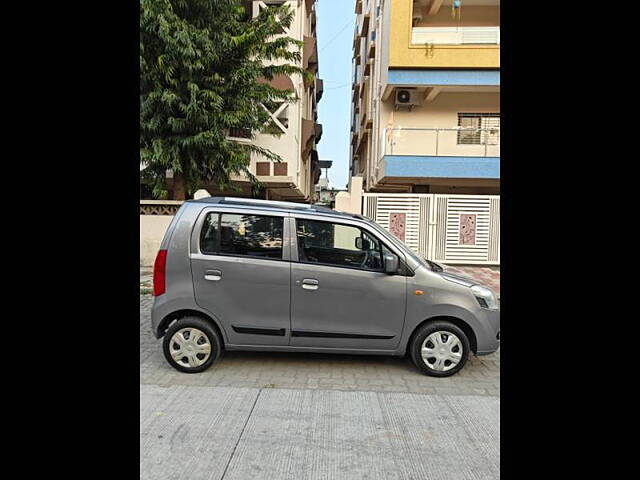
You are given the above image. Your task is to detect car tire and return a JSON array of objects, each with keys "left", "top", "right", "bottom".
[
  {"left": 162, "top": 316, "right": 222, "bottom": 373},
  {"left": 409, "top": 321, "right": 470, "bottom": 377}
]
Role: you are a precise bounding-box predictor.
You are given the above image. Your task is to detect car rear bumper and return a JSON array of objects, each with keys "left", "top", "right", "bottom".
[{"left": 150, "top": 295, "right": 168, "bottom": 338}]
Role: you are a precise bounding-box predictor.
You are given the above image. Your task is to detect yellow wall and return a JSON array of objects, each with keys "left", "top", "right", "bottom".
[{"left": 389, "top": 0, "right": 499, "bottom": 69}]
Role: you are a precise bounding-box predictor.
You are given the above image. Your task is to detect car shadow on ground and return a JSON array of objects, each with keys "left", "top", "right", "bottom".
[{"left": 216, "top": 348, "right": 497, "bottom": 373}]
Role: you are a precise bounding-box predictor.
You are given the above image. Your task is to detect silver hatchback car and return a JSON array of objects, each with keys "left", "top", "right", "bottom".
[{"left": 151, "top": 197, "right": 500, "bottom": 377}]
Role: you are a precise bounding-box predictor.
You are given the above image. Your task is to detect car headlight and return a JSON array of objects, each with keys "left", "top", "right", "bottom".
[{"left": 471, "top": 285, "right": 499, "bottom": 310}]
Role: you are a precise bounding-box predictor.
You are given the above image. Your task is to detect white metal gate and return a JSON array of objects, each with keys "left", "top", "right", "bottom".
[{"left": 362, "top": 194, "right": 500, "bottom": 265}]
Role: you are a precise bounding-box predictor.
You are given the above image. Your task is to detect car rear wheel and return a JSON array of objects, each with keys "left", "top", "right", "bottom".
[
  {"left": 409, "top": 321, "right": 470, "bottom": 377},
  {"left": 162, "top": 316, "right": 221, "bottom": 373}
]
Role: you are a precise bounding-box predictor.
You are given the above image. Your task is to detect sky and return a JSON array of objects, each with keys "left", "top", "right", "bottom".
[{"left": 315, "top": 0, "right": 356, "bottom": 190}]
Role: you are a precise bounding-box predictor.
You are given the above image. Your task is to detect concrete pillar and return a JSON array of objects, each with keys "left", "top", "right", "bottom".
[{"left": 335, "top": 176, "right": 363, "bottom": 214}]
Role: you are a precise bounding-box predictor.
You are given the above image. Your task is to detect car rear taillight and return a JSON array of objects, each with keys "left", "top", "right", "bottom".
[{"left": 153, "top": 249, "right": 168, "bottom": 296}]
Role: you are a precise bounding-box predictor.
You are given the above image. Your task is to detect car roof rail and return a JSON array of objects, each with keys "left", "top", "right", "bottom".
[
  {"left": 188, "top": 196, "right": 356, "bottom": 218},
  {"left": 220, "top": 197, "right": 314, "bottom": 210}
]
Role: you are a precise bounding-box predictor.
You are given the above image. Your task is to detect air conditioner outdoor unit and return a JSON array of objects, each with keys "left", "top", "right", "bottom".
[{"left": 395, "top": 89, "right": 421, "bottom": 107}]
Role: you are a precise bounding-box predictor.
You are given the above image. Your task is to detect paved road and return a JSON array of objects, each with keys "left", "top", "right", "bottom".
[
  {"left": 141, "top": 385, "right": 499, "bottom": 480},
  {"left": 140, "top": 295, "right": 500, "bottom": 479}
]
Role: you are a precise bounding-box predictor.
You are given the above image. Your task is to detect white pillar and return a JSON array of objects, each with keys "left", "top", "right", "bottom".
[{"left": 335, "top": 176, "right": 363, "bottom": 214}]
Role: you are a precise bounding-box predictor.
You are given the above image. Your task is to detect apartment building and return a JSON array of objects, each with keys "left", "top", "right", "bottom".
[
  {"left": 350, "top": 0, "right": 500, "bottom": 195},
  {"left": 223, "top": 0, "right": 324, "bottom": 202}
]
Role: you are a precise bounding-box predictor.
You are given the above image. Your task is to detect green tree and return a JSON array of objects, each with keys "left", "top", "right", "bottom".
[{"left": 140, "top": 0, "right": 305, "bottom": 199}]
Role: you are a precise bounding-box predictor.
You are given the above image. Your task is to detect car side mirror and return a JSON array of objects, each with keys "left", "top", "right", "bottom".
[
  {"left": 384, "top": 253, "right": 399, "bottom": 275},
  {"left": 355, "top": 237, "right": 370, "bottom": 250}
]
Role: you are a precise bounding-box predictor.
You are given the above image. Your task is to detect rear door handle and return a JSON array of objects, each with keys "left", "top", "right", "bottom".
[
  {"left": 301, "top": 278, "right": 319, "bottom": 291},
  {"left": 205, "top": 269, "right": 222, "bottom": 281}
]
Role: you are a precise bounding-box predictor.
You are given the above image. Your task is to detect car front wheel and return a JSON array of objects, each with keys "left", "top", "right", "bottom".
[{"left": 409, "top": 321, "right": 470, "bottom": 377}]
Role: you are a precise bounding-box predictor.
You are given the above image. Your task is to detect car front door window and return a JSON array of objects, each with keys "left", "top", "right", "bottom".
[{"left": 296, "top": 218, "right": 383, "bottom": 271}]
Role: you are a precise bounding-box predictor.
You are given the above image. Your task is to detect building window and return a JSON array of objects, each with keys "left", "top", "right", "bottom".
[
  {"left": 274, "top": 162, "right": 288, "bottom": 176},
  {"left": 256, "top": 162, "right": 271, "bottom": 176},
  {"left": 457, "top": 113, "right": 500, "bottom": 145}
]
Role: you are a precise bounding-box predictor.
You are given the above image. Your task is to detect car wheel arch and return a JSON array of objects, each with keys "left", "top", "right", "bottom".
[
  {"left": 157, "top": 309, "right": 226, "bottom": 347},
  {"left": 405, "top": 316, "right": 478, "bottom": 355}
]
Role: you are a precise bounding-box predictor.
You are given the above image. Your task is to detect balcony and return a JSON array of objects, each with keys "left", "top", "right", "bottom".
[
  {"left": 304, "top": 0, "right": 315, "bottom": 15},
  {"left": 303, "top": 36, "right": 318, "bottom": 76},
  {"left": 412, "top": 26, "right": 500, "bottom": 45},
  {"left": 385, "top": 127, "right": 500, "bottom": 157},
  {"left": 227, "top": 127, "right": 252, "bottom": 143},
  {"left": 357, "top": 2, "right": 371, "bottom": 39},
  {"left": 315, "top": 78, "right": 323, "bottom": 102},
  {"left": 381, "top": 127, "right": 500, "bottom": 179},
  {"left": 367, "top": 30, "right": 376, "bottom": 58},
  {"left": 301, "top": 118, "right": 315, "bottom": 158},
  {"left": 314, "top": 123, "right": 323, "bottom": 143},
  {"left": 363, "top": 58, "right": 372, "bottom": 76},
  {"left": 352, "top": 24, "right": 359, "bottom": 50},
  {"left": 390, "top": 0, "right": 499, "bottom": 68}
]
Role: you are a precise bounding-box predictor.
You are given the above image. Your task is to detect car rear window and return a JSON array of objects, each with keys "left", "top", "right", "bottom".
[{"left": 200, "top": 212, "right": 284, "bottom": 260}]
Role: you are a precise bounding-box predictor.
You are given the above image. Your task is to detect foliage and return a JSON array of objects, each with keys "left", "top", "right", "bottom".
[{"left": 140, "top": 0, "right": 306, "bottom": 199}]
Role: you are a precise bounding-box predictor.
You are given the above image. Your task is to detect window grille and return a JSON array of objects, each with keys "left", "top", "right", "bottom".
[
  {"left": 228, "top": 127, "right": 252, "bottom": 139},
  {"left": 457, "top": 113, "right": 500, "bottom": 145}
]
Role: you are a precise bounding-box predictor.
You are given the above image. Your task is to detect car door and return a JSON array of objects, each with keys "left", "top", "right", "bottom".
[
  {"left": 289, "top": 215, "right": 407, "bottom": 351},
  {"left": 190, "top": 207, "right": 291, "bottom": 346}
]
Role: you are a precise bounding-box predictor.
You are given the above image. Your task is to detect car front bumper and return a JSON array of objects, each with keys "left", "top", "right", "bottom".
[{"left": 475, "top": 308, "right": 500, "bottom": 355}]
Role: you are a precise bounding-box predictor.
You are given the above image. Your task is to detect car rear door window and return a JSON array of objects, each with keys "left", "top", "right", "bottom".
[
  {"left": 296, "top": 218, "right": 383, "bottom": 271},
  {"left": 200, "top": 213, "right": 284, "bottom": 259},
  {"left": 200, "top": 213, "right": 219, "bottom": 254}
]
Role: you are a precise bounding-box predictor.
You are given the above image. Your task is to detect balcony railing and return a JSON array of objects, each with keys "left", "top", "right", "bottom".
[
  {"left": 383, "top": 128, "right": 500, "bottom": 158},
  {"left": 412, "top": 26, "right": 500, "bottom": 45},
  {"left": 227, "top": 127, "right": 252, "bottom": 142}
]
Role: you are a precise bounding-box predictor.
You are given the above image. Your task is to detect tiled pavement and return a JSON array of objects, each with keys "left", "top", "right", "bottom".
[
  {"left": 140, "top": 263, "right": 500, "bottom": 397},
  {"left": 140, "top": 267, "right": 152, "bottom": 293}
]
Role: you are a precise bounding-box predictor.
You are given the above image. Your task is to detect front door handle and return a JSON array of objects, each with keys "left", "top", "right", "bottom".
[
  {"left": 301, "top": 278, "right": 319, "bottom": 291},
  {"left": 205, "top": 269, "right": 222, "bottom": 281}
]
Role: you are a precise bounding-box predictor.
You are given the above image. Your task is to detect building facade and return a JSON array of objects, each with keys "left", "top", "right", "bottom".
[
  {"left": 314, "top": 160, "right": 344, "bottom": 208},
  {"left": 350, "top": 0, "right": 500, "bottom": 195},
  {"left": 224, "top": 0, "right": 324, "bottom": 202}
]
